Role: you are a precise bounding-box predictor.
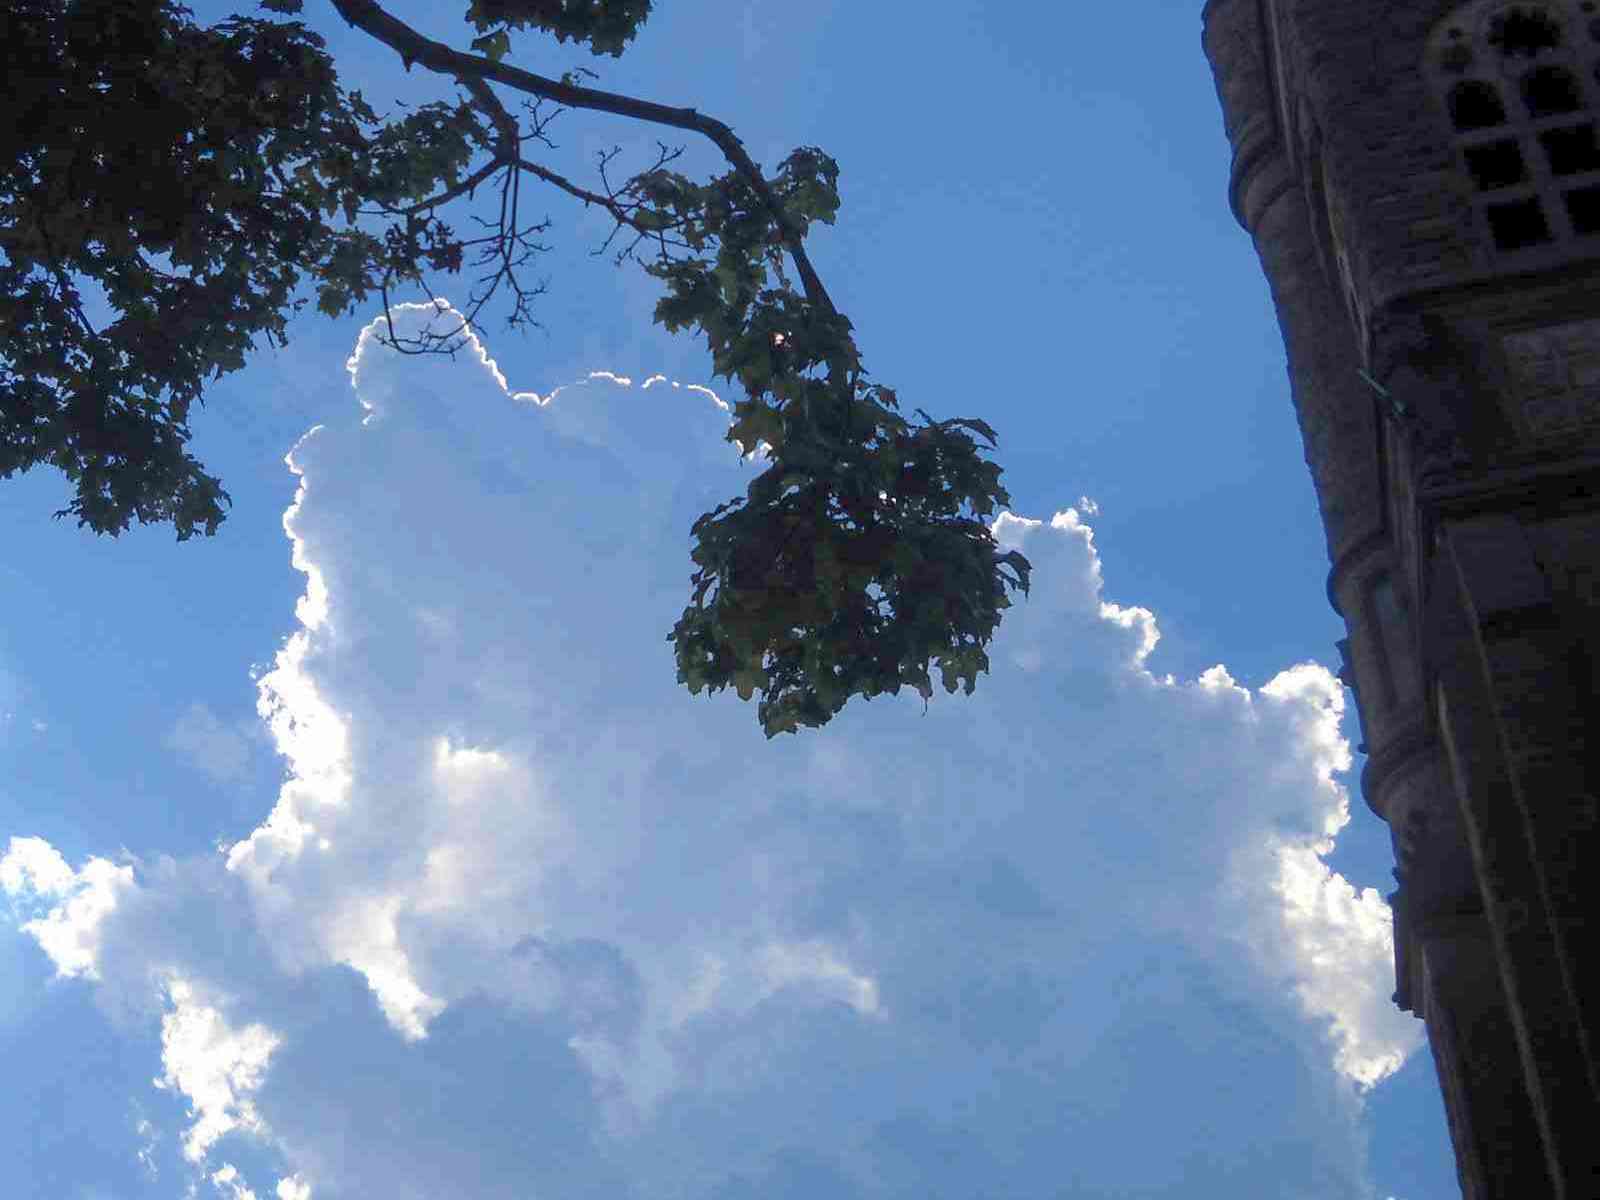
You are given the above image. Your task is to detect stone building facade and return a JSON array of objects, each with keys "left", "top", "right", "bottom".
[{"left": 1202, "top": 2, "right": 1598, "bottom": 1195}]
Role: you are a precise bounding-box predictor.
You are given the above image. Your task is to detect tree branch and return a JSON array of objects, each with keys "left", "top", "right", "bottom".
[
  {"left": 326, "top": 0, "right": 839, "bottom": 319},
  {"left": 393, "top": 155, "right": 506, "bottom": 217}
]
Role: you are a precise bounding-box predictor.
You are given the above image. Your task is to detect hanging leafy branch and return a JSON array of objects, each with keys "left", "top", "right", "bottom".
[{"left": 1, "top": 0, "right": 1030, "bottom": 736}]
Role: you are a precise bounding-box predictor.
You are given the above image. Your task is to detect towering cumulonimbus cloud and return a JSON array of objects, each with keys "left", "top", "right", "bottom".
[{"left": 1, "top": 302, "right": 1418, "bottom": 1200}]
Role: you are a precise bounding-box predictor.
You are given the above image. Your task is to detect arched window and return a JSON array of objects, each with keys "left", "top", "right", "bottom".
[
  {"left": 1430, "top": 1, "right": 1600, "bottom": 250},
  {"left": 1523, "top": 64, "right": 1584, "bottom": 114},
  {"left": 1450, "top": 79, "right": 1509, "bottom": 128},
  {"left": 1488, "top": 6, "right": 1564, "bottom": 57}
]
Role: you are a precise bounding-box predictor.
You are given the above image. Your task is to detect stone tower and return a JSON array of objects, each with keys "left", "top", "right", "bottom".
[{"left": 1202, "top": 2, "right": 1599, "bottom": 1195}]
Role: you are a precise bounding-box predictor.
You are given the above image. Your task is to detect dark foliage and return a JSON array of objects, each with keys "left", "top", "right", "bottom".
[{"left": 1, "top": 0, "right": 1029, "bottom": 734}]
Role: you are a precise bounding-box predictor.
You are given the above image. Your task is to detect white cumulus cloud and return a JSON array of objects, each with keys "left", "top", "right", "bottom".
[
  {"left": 5, "top": 303, "right": 1418, "bottom": 1199},
  {"left": 210, "top": 1162, "right": 261, "bottom": 1200},
  {"left": 155, "top": 977, "right": 280, "bottom": 1163},
  {"left": 1, "top": 836, "right": 135, "bottom": 980}
]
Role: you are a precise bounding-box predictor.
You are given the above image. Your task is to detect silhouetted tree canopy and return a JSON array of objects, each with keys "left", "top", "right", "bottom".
[{"left": 2, "top": 0, "right": 1031, "bottom": 736}]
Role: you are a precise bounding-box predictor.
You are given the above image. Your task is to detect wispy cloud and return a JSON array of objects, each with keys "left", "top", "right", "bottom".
[{"left": 166, "top": 703, "right": 255, "bottom": 785}]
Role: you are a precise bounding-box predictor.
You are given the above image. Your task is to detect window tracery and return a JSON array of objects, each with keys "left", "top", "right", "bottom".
[{"left": 1429, "top": 1, "right": 1600, "bottom": 250}]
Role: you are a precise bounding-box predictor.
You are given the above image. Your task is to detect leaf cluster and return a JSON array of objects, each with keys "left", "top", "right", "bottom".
[
  {"left": 1, "top": 0, "right": 499, "bottom": 536},
  {"left": 630, "top": 151, "right": 1031, "bottom": 735},
  {"left": 465, "top": 0, "right": 652, "bottom": 59},
  {"left": 1, "top": 0, "right": 1030, "bottom": 737}
]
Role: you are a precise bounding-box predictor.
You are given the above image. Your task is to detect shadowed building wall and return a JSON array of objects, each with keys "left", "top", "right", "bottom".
[{"left": 1202, "top": 2, "right": 1599, "bottom": 1195}]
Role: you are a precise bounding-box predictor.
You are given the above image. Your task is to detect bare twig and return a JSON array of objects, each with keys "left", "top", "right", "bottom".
[
  {"left": 326, "top": 0, "right": 839, "bottom": 319},
  {"left": 391, "top": 156, "right": 506, "bottom": 217}
]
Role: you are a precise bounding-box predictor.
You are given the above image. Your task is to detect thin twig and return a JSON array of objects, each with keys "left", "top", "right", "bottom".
[{"left": 327, "top": 0, "right": 839, "bottom": 318}]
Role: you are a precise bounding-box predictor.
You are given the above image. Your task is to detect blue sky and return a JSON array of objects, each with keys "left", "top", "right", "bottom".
[{"left": 1, "top": 2, "right": 1460, "bottom": 1197}]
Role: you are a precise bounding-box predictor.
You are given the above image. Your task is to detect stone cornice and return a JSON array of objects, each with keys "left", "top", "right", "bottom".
[
  {"left": 1324, "top": 526, "right": 1390, "bottom": 618},
  {"left": 1232, "top": 147, "right": 1296, "bottom": 234},
  {"left": 1361, "top": 716, "right": 1436, "bottom": 823}
]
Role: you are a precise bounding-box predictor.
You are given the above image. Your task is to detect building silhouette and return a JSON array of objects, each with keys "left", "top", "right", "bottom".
[{"left": 1202, "top": 2, "right": 1598, "bottom": 1195}]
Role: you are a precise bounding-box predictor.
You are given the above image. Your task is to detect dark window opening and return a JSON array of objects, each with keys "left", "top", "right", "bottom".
[
  {"left": 1540, "top": 122, "right": 1600, "bottom": 173},
  {"left": 1564, "top": 183, "right": 1600, "bottom": 230},
  {"left": 1451, "top": 80, "right": 1508, "bottom": 128},
  {"left": 1592, "top": 17, "right": 1600, "bottom": 41},
  {"left": 1488, "top": 7, "right": 1564, "bottom": 58},
  {"left": 1465, "top": 138, "right": 1529, "bottom": 188},
  {"left": 1487, "top": 197, "right": 1554, "bottom": 247},
  {"left": 1522, "top": 65, "right": 1584, "bottom": 116}
]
